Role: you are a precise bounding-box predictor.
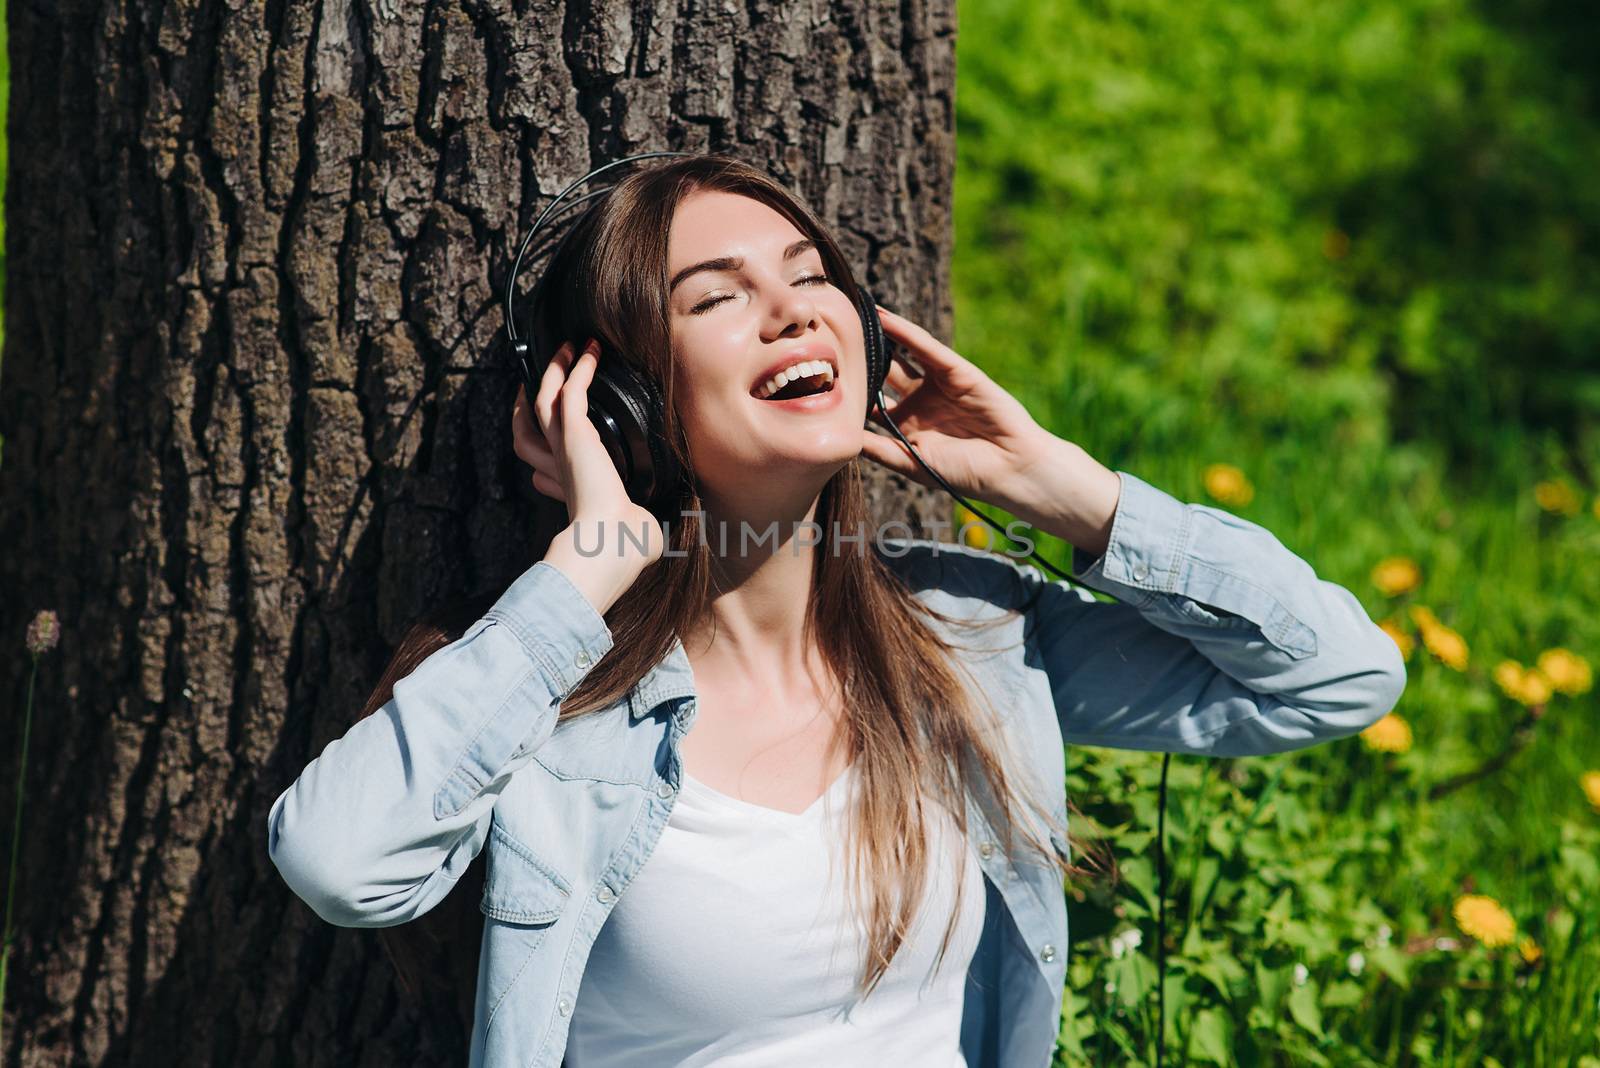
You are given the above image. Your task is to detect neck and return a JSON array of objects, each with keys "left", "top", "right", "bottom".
[{"left": 680, "top": 476, "right": 831, "bottom": 684}]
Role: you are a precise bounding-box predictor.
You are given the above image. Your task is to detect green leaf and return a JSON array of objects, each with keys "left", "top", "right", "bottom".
[
  {"left": 1108, "top": 949, "right": 1158, "bottom": 1011},
  {"left": 1190, "top": 1007, "right": 1234, "bottom": 1065},
  {"left": 1253, "top": 959, "right": 1292, "bottom": 1012},
  {"left": 1118, "top": 829, "right": 1157, "bottom": 853},
  {"left": 1369, "top": 944, "right": 1412, "bottom": 989},
  {"left": 1261, "top": 886, "right": 1294, "bottom": 946},
  {"left": 1320, "top": 979, "right": 1365, "bottom": 1008},
  {"left": 1559, "top": 845, "right": 1600, "bottom": 889},
  {"left": 1057, "top": 983, "right": 1092, "bottom": 1058},
  {"left": 1286, "top": 981, "right": 1325, "bottom": 1038},
  {"left": 1191, "top": 855, "right": 1221, "bottom": 914},
  {"left": 1118, "top": 855, "right": 1160, "bottom": 914}
]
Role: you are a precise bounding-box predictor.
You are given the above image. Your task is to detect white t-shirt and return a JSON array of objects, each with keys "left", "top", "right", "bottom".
[{"left": 565, "top": 761, "right": 987, "bottom": 1066}]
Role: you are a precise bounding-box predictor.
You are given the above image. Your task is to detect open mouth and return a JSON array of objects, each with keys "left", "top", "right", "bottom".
[{"left": 752, "top": 360, "right": 837, "bottom": 401}]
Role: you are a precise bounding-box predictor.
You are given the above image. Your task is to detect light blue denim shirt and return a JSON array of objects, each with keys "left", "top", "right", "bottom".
[{"left": 266, "top": 470, "right": 1407, "bottom": 1067}]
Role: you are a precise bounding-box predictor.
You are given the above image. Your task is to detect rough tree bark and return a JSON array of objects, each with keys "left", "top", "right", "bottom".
[{"left": 0, "top": 0, "right": 957, "bottom": 1063}]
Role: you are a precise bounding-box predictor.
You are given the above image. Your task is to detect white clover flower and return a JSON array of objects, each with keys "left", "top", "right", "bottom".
[
  {"left": 1374, "top": 923, "right": 1392, "bottom": 947},
  {"left": 1109, "top": 928, "right": 1143, "bottom": 959},
  {"left": 1347, "top": 951, "right": 1365, "bottom": 976},
  {"left": 1293, "top": 963, "right": 1309, "bottom": 986},
  {"left": 1436, "top": 937, "right": 1461, "bottom": 952}
]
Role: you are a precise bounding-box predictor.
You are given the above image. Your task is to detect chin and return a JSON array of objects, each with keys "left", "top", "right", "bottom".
[{"left": 791, "top": 431, "right": 864, "bottom": 465}]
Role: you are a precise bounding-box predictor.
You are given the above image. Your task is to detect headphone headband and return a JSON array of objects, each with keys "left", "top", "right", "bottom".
[{"left": 503, "top": 151, "right": 695, "bottom": 354}]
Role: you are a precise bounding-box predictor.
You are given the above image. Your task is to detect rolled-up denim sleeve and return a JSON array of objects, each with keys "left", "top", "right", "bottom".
[
  {"left": 1022, "top": 470, "right": 1407, "bottom": 756},
  {"left": 265, "top": 560, "right": 613, "bottom": 928}
]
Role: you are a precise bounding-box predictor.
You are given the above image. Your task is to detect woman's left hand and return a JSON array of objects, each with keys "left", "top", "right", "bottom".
[
  {"left": 859, "top": 305, "right": 1123, "bottom": 555},
  {"left": 859, "top": 305, "right": 1056, "bottom": 513}
]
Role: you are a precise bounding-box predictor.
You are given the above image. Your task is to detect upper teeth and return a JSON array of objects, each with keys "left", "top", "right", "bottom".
[{"left": 754, "top": 360, "right": 835, "bottom": 399}]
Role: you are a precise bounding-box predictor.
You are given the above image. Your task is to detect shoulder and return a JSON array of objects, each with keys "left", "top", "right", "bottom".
[{"left": 872, "top": 536, "right": 1040, "bottom": 614}]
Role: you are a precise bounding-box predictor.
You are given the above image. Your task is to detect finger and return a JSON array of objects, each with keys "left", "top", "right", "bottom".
[
  {"left": 868, "top": 401, "right": 905, "bottom": 431},
  {"left": 559, "top": 345, "right": 599, "bottom": 424},
  {"left": 517, "top": 433, "right": 557, "bottom": 472},
  {"left": 858, "top": 427, "right": 930, "bottom": 484},
  {"left": 531, "top": 468, "right": 568, "bottom": 502},
  {"left": 557, "top": 346, "right": 608, "bottom": 481},
  {"left": 874, "top": 305, "right": 980, "bottom": 377},
  {"left": 868, "top": 384, "right": 923, "bottom": 431},
  {"left": 535, "top": 341, "right": 575, "bottom": 440},
  {"left": 883, "top": 358, "right": 921, "bottom": 398},
  {"left": 512, "top": 383, "right": 555, "bottom": 466}
]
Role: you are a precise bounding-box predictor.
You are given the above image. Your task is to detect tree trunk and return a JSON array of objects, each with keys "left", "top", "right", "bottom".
[{"left": 0, "top": 0, "right": 957, "bottom": 1063}]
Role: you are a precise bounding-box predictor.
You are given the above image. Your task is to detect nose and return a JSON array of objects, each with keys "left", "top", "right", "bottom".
[{"left": 762, "top": 277, "right": 820, "bottom": 340}]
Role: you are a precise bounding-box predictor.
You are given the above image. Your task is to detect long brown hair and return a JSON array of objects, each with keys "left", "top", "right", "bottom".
[{"left": 363, "top": 154, "right": 1112, "bottom": 1012}]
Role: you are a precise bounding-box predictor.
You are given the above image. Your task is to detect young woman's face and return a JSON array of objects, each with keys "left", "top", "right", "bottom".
[{"left": 666, "top": 189, "right": 867, "bottom": 507}]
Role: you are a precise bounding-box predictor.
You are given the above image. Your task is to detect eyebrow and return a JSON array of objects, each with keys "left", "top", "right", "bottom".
[{"left": 669, "top": 238, "right": 818, "bottom": 294}]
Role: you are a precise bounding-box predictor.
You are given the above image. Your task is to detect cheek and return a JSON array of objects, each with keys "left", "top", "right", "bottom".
[
  {"left": 672, "top": 321, "right": 749, "bottom": 382},
  {"left": 668, "top": 365, "right": 748, "bottom": 456},
  {"left": 671, "top": 347, "right": 745, "bottom": 415}
]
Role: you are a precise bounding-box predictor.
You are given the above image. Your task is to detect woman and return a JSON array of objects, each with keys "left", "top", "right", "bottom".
[{"left": 266, "top": 154, "right": 1407, "bottom": 1068}]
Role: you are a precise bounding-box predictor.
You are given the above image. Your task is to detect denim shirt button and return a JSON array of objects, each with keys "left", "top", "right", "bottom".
[
  {"left": 557, "top": 995, "right": 573, "bottom": 1017},
  {"left": 597, "top": 884, "right": 616, "bottom": 904},
  {"left": 978, "top": 841, "right": 996, "bottom": 860},
  {"left": 575, "top": 650, "right": 592, "bottom": 669},
  {"left": 1131, "top": 562, "right": 1149, "bottom": 582},
  {"left": 656, "top": 780, "right": 675, "bottom": 799},
  {"left": 1039, "top": 943, "right": 1058, "bottom": 963}
]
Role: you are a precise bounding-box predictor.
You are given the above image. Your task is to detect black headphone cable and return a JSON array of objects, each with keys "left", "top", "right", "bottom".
[{"left": 871, "top": 381, "right": 1173, "bottom": 1068}]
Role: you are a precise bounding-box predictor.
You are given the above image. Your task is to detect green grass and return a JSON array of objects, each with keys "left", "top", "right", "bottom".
[{"left": 951, "top": 0, "right": 1600, "bottom": 1062}]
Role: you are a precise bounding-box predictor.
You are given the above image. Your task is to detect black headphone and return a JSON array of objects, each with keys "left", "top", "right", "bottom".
[
  {"left": 499, "top": 149, "right": 1175, "bottom": 1068},
  {"left": 500, "top": 150, "right": 891, "bottom": 521}
]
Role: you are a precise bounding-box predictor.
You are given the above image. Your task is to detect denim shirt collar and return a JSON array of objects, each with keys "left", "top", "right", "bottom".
[{"left": 626, "top": 634, "right": 699, "bottom": 720}]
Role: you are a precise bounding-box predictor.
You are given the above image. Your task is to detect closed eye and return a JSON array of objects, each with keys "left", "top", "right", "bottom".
[{"left": 689, "top": 274, "right": 831, "bottom": 316}]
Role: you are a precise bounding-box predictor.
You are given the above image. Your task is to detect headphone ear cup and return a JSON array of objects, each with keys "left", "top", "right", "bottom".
[
  {"left": 588, "top": 351, "right": 684, "bottom": 520},
  {"left": 854, "top": 284, "right": 889, "bottom": 414},
  {"left": 570, "top": 354, "right": 638, "bottom": 493}
]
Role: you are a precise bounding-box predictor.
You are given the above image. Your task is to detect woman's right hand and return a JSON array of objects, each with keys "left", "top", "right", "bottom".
[{"left": 517, "top": 339, "right": 665, "bottom": 606}]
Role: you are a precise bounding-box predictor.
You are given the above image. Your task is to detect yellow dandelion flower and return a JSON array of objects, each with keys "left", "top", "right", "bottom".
[
  {"left": 1580, "top": 771, "right": 1600, "bottom": 811},
  {"left": 1371, "top": 556, "right": 1422, "bottom": 597},
  {"left": 1491, "top": 660, "right": 1549, "bottom": 705},
  {"left": 1493, "top": 660, "right": 1526, "bottom": 696},
  {"left": 1536, "top": 648, "right": 1593, "bottom": 697},
  {"left": 1422, "top": 623, "right": 1469, "bottom": 671},
  {"left": 1407, "top": 604, "right": 1440, "bottom": 630},
  {"left": 1494, "top": 661, "right": 1549, "bottom": 706},
  {"left": 1534, "top": 480, "right": 1581, "bottom": 516},
  {"left": 1515, "top": 668, "right": 1553, "bottom": 707},
  {"left": 1379, "top": 619, "right": 1414, "bottom": 661},
  {"left": 955, "top": 505, "right": 994, "bottom": 550},
  {"left": 1453, "top": 894, "right": 1517, "bottom": 948},
  {"left": 1203, "top": 463, "right": 1254, "bottom": 507},
  {"left": 1360, "top": 712, "right": 1413, "bottom": 754},
  {"left": 1517, "top": 936, "right": 1542, "bottom": 965}
]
